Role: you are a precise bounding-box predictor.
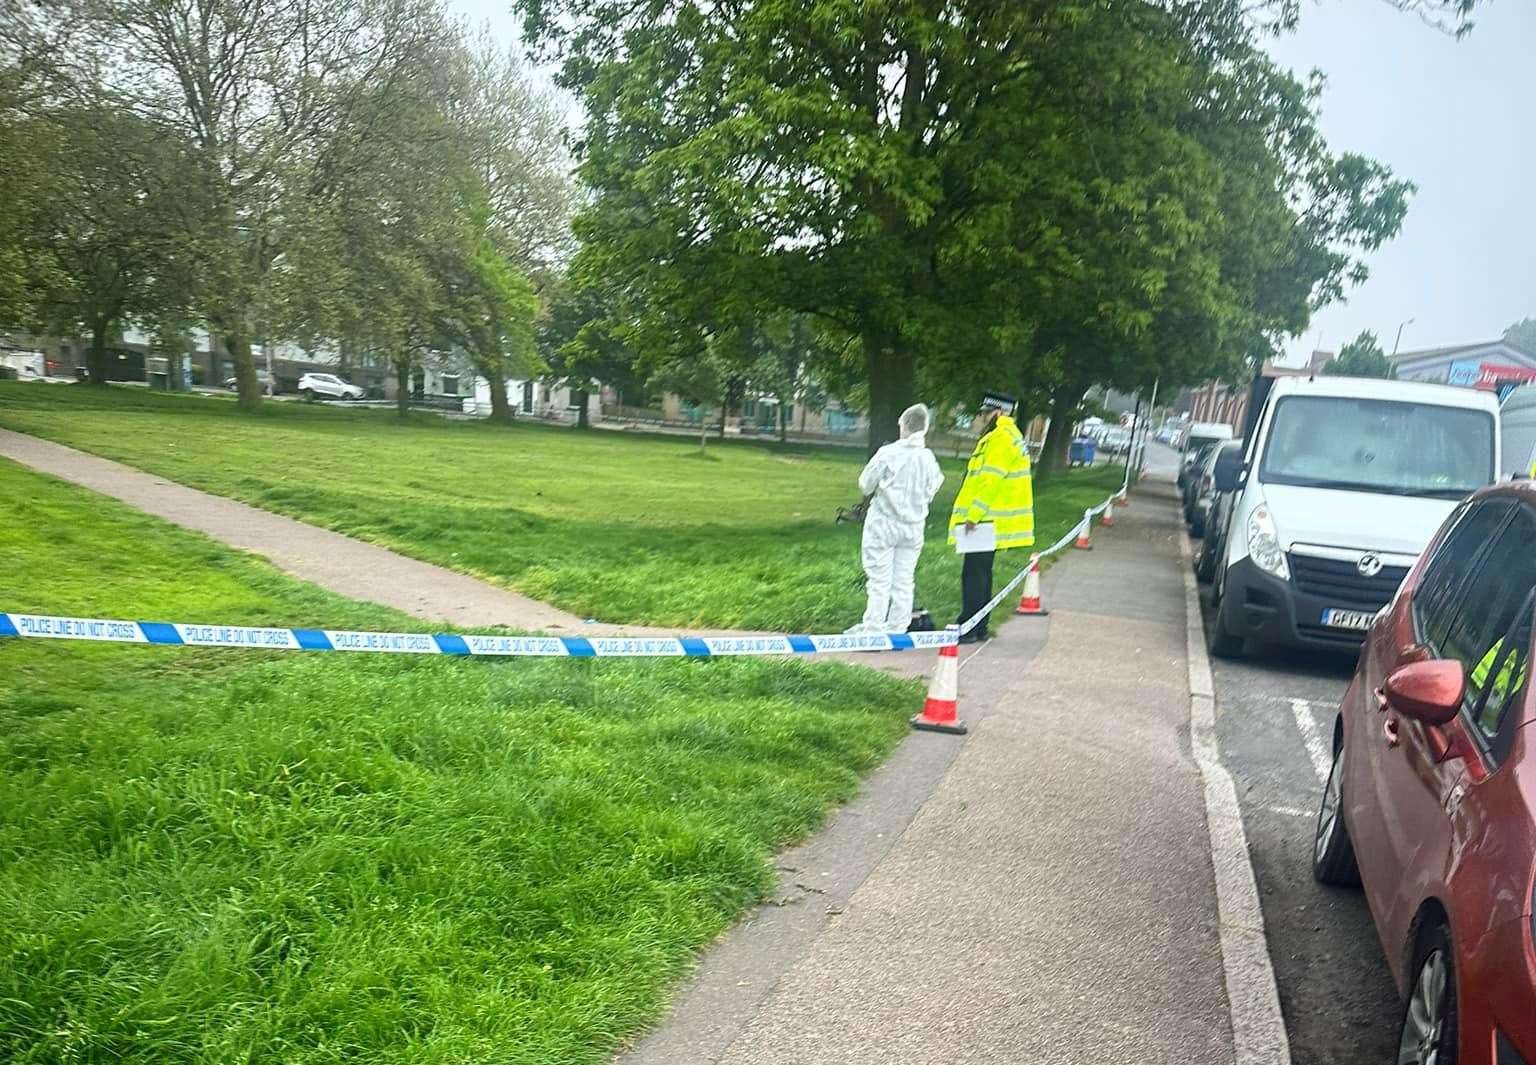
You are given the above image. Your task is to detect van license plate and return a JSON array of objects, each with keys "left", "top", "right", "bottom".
[{"left": 1321, "top": 608, "right": 1375, "bottom": 631}]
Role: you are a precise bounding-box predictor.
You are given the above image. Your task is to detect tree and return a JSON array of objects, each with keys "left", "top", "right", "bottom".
[
  {"left": 29, "top": 0, "right": 451, "bottom": 409},
  {"left": 526, "top": 0, "right": 1411, "bottom": 458},
  {"left": 1506, "top": 318, "right": 1536, "bottom": 354},
  {"left": 10, "top": 105, "right": 208, "bottom": 384},
  {"left": 1325, "top": 330, "right": 1396, "bottom": 378}
]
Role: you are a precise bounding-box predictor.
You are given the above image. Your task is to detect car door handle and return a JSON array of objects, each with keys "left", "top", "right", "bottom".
[{"left": 1383, "top": 717, "right": 1401, "bottom": 748}]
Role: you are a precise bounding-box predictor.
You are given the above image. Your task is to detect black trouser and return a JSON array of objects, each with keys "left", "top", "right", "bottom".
[{"left": 957, "top": 550, "right": 996, "bottom": 636}]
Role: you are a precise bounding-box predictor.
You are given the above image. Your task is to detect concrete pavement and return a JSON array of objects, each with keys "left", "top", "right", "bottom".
[{"left": 621, "top": 481, "right": 1245, "bottom": 1064}]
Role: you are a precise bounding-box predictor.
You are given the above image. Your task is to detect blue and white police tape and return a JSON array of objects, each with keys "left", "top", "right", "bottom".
[
  {"left": 0, "top": 612, "right": 957, "bottom": 657},
  {"left": 954, "top": 486, "right": 1123, "bottom": 636},
  {"left": 3, "top": 488, "right": 1130, "bottom": 653}
]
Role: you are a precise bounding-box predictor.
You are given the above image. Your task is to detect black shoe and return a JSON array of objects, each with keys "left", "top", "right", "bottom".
[{"left": 957, "top": 629, "right": 987, "bottom": 644}]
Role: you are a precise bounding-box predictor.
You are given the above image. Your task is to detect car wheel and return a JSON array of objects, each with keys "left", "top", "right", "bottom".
[
  {"left": 1312, "top": 739, "right": 1360, "bottom": 886},
  {"left": 301, "top": 388, "right": 314, "bottom": 401},
  {"left": 1196, "top": 540, "right": 1217, "bottom": 583},
  {"left": 1210, "top": 591, "right": 1244, "bottom": 658},
  {"left": 1397, "top": 924, "right": 1458, "bottom": 1065}
]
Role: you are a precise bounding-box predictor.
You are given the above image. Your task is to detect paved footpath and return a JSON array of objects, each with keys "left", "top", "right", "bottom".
[{"left": 621, "top": 482, "right": 1252, "bottom": 1065}]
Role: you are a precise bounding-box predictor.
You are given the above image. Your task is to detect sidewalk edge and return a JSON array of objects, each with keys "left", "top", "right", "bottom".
[{"left": 1178, "top": 532, "right": 1294, "bottom": 1065}]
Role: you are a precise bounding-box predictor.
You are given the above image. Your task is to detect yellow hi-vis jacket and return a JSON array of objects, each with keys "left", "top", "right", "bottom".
[{"left": 947, "top": 414, "right": 1035, "bottom": 551}]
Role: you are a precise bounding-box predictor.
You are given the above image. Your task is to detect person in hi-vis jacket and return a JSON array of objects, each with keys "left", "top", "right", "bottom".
[{"left": 948, "top": 392, "right": 1035, "bottom": 642}]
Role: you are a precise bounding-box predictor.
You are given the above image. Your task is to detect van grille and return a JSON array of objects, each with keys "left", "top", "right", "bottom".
[{"left": 1288, "top": 553, "right": 1409, "bottom": 610}]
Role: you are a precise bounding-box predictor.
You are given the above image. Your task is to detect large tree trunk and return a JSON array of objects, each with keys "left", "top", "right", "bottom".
[
  {"left": 229, "top": 328, "right": 262, "bottom": 410},
  {"left": 864, "top": 337, "right": 915, "bottom": 456},
  {"left": 86, "top": 319, "right": 111, "bottom": 386},
  {"left": 485, "top": 366, "right": 512, "bottom": 423},
  {"left": 698, "top": 407, "right": 709, "bottom": 454},
  {"left": 779, "top": 400, "right": 788, "bottom": 444},
  {"left": 395, "top": 359, "right": 411, "bottom": 418},
  {"left": 1035, "top": 381, "right": 1086, "bottom": 486},
  {"left": 575, "top": 388, "right": 590, "bottom": 429}
]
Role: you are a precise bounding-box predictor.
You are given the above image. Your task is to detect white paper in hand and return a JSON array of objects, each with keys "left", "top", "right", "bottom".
[{"left": 953, "top": 522, "right": 997, "bottom": 554}]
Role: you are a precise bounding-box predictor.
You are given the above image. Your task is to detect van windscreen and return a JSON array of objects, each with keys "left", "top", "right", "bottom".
[{"left": 1259, "top": 396, "right": 1494, "bottom": 499}]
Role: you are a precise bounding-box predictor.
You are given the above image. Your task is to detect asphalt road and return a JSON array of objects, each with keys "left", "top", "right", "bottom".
[{"left": 1147, "top": 434, "right": 1403, "bottom": 1065}]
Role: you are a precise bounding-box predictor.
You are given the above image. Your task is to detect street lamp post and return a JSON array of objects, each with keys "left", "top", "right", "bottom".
[{"left": 1392, "top": 318, "right": 1415, "bottom": 357}]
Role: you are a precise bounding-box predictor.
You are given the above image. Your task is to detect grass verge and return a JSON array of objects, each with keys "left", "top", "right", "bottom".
[
  {"left": 0, "top": 458, "right": 918, "bottom": 1063},
  {"left": 0, "top": 384, "right": 1125, "bottom": 631}
]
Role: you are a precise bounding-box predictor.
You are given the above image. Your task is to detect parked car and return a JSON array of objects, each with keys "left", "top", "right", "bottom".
[
  {"left": 1500, "top": 383, "right": 1536, "bottom": 479},
  {"left": 297, "top": 372, "right": 364, "bottom": 401},
  {"left": 225, "top": 369, "right": 276, "bottom": 395},
  {"left": 1189, "top": 438, "right": 1242, "bottom": 540},
  {"left": 1209, "top": 376, "right": 1500, "bottom": 658},
  {"left": 1177, "top": 421, "right": 1233, "bottom": 501},
  {"left": 1312, "top": 480, "right": 1536, "bottom": 1064},
  {"left": 1196, "top": 442, "right": 1244, "bottom": 582},
  {"left": 1098, "top": 427, "right": 1132, "bottom": 456}
]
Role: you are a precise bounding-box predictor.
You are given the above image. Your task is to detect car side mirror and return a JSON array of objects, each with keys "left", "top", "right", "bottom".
[
  {"left": 1213, "top": 453, "right": 1244, "bottom": 493},
  {"left": 1383, "top": 659, "right": 1464, "bottom": 727}
]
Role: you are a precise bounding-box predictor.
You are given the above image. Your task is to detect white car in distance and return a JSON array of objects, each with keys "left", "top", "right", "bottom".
[{"left": 297, "top": 372, "right": 365, "bottom": 401}]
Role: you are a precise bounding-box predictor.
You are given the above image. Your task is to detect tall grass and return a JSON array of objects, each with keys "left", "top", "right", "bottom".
[
  {"left": 0, "top": 384, "right": 1124, "bottom": 631},
  {"left": 0, "top": 461, "right": 916, "bottom": 1063}
]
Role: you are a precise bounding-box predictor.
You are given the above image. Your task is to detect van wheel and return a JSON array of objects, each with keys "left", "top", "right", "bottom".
[
  {"left": 1210, "top": 593, "right": 1244, "bottom": 659},
  {"left": 1396, "top": 924, "right": 1458, "bottom": 1065},
  {"left": 1312, "top": 740, "right": 1360, "bottom": 886}
]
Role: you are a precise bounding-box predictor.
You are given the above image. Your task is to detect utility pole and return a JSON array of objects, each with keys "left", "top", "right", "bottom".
[{"left": 1392, "top": 318, "right": 1415, "bottom": 357}]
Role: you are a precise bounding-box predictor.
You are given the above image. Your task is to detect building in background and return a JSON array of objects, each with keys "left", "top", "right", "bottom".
[
  {"left": 1179, "top": 351, "right": 1335, "bottom": 432},
  {"left": 1391, "top": 339, "right": 1536, "bottom": 397}
]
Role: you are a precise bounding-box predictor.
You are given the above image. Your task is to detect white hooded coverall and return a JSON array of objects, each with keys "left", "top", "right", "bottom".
[{"left": 857, "top": 429, "right": 945, "bottom": 632}]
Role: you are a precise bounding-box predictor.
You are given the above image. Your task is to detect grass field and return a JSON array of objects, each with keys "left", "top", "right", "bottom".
[
  {"left": 0, "top": 384, "right": 1124, "bottom": 631},
  {"left": 0, "top": 459, "right": 923, "bottom": 1063}
]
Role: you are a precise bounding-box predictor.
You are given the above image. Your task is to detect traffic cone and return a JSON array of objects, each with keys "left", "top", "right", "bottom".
[
  {"left": 911, "top": 627, "right": 966, "bottom": 735},
  {"left": 1016, "top": 555, "right": 1049, "bottom": 615},
  {"left": 1073, "top": 510, "right": 1093, "bottom": 550},
  {"left": 1100, "top": 504, "right": 1116, "bottom": 528},
  {"left": 1115, "top": 490, "right": 1130, "bottom": 508}
]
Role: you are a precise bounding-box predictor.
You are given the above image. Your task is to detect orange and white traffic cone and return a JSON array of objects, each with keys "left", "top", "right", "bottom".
[
  {"left": 1016, "top": 555, "right": 1048, "bottom": 615},
  {"left": 911, "top": 627, "right": 966, "bottom": 735},
  {"left": 1100, "top": 504, "right": 1116, "bottom": 528},
  {"left": 1073, "top": 510, "right": 1093, "bottom": 550},
  {"left": 1115, "top": 490, "right": 1130, "bottom": 508}
]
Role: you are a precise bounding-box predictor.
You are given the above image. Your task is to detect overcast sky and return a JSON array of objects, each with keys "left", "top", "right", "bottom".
[
  {"left": 1262, "top": 1, "right": 1536, "bottom": 362},
  {"left": 452, "top": 1, "right": 1535, "bottom": 363}
]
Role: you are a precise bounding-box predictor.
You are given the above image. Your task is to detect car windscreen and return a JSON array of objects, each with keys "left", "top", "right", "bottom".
[
  {"left": 1185, "top": 437, "right": 1222, "bottom": 464},
  {"left": 1259, "top": 396, "right": 1494, "bottom": 499}
]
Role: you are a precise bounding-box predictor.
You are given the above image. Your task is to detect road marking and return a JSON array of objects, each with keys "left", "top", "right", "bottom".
[
  {"left": 1179, "top": 530, "right": 1293, "bottom": 1065},
  {"left": 1289, "top": 697, "right": 1331, "bottom": 786},
  {"left": 1266, "top": 805, "right": 1313, "bottom": 819}
]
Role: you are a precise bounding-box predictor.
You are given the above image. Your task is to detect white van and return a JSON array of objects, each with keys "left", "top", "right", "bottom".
[
  {"left": 1209, "top": 375, "right": 1499, "bottom": 657},
  {"left": 1500, "top": 384, "right": 1536, "bottom": 479}
]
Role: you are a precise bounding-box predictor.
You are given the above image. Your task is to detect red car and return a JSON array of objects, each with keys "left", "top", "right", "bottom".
[{"left": 1314, "top": 481, "right": 1536, "bottom": 1064}]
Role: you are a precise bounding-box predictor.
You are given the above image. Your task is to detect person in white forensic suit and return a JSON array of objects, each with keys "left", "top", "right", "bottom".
[{"left": 849, "top": 403, "right": 945, "bottom": 634}]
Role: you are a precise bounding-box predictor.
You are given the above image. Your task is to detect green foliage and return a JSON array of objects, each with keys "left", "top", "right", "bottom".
[
  {"left": 1324, "top": 330, "right": 1396, "bottom": 379},
  {"left": 0, "top": 458, "right": 917, "bottom": 1063},
  {"left": 0, "top": 383, "right": 1119, "bottom": 631},
  {"left": 525, "top": 0, "right": 1412, "bottom": 455}
]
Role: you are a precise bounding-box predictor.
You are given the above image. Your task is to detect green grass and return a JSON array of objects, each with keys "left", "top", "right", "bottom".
[
  {"left": 0, "top": 459, "right": 922, "bottom": 1063},
  {"left": 0, "top": 384, "right": 1124, "bottom": 631}
]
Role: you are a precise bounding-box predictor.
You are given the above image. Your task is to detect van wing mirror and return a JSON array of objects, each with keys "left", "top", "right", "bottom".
[{"left": 1213, "top": 452, "right": 1244, "bottom": 493}]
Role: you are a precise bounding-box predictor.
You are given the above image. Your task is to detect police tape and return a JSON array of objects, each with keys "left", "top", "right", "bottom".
[
  {"left": 0, "top": 611, "right": 957, "bottom": 657},
  {"left": 955, "top": 485, "right": 1125, "bottom": 636},
  {"left": 2, "top": 487, "right": 1131, "bottom": 656}
]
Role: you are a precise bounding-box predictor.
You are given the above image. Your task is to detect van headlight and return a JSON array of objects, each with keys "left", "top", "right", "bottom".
[{"left": 1247, "top": 504, "right": 1290, "bottom": 580}]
